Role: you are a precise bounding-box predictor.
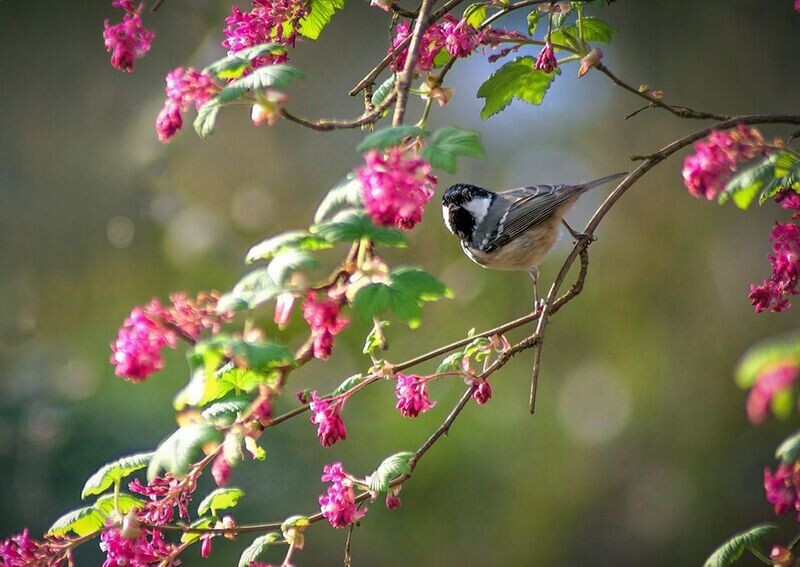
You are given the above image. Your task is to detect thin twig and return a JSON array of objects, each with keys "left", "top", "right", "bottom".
[
  {"left": 281, "top": 92, "right": 397, "bottom": 132},
  {"left": 392, "top": 0, "right": 437, "bottom": 125},
  {"left": 150, "top": 0, "right": 166, "bottom": 12}
]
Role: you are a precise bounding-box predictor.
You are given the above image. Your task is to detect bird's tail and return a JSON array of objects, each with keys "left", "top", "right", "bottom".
[{"left": 578, "top": 171, "right": 628, "bottom": 191}]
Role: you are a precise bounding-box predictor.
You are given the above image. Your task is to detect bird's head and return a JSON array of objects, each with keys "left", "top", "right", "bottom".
[{"left": 441, "top": 183, "right": 495, "bottom": 241}]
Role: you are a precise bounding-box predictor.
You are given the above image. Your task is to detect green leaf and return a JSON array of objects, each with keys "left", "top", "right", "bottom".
[
  {"left": 369, "top": 451, "right": 414, "bottom": 493},
  {"left": 238, "top": 533, "right": 284, "bottom": 567},
  {"left": 465, "top": 3, "right": 488, "bottom": 28},
  {"left": 223, "top": 429, "right": 244, "bottom": 467},
  {"left": 202, "top": 396, "right": 252, "bottom": 425},
  {"left": 526, "top": 8, "right": 541, "bottom": 35},
  {"left": 228, "top": 339, "right": 295, "bottom": 372},
  {"left": 194, "top": 97, "right": 221, "bottom": 139},
  {"left": 314, "top": 174, "right": 364, "bottom": 224},
  {"left": 477, "top": 56, "right": 556, "bottom": 120},
  {"left": 371, "top": 75, "right": 396, "bottom": 107},
  {"left": 246, "top": 231, "right": 332, "bottom": 264},
  {"left": 148, "top": 424, "right": 223, "bottom": 481},
  {"left": 198, "top": 487, "right": 246, "bottom": 516},
  {"left": 436, "top": 350, "right": 465, "bottom": 373},
  {"left": 181, "top": 517, "right": 216, "bottom": 544},
  {"left": 220, "top": 65, "right": 304, "bottom": 103},
  {"left": 312, "top": 210, "right": 406, "bottom": 247},
  {"left": 735, "top": 332, "right": 800, "bottom": 389},
  {"left": 204, "top": 44, "right": 288, "bottom": 79},
  {"left": 703, "top": 524, "right": 777, "bottom": 567},
  {"left": 330, "top": 374, "right": 364, "bottom": 397},
  {"left": 298, "top": 0, "right": 345, "bottom": 40},
  {"left": 550, "top": 17, "right": 616, "bottom": 46},
  {"left": 267, "top": 248, "right": 318, "bottom": 285},
  {"left": 82, "top": 452, "right": 154, "bottom": 498},
  {"left": 363, "top": 320, "right": 390, "bottom": 355},
  {"left": 776, "top": 430, "right": 800, "bottom": 464},
  {"left": 217, "top": 268, "right": 282, "bottom": 313},
  {"left": 47, "top": 507, "right": 105, "bottom": 537},
  {"left": 356, "top": 126, "right": 428, "bottom": 153},
  {"left": 94, "top": 493, "right": 146, "bottom": 517},
  {"left": 353, "top": 267, "right": 451, "bottom": 328},
  {"left": 718, "top": 154, "right": 777, "bottom": 209},
  {"left": 421, "top": 126, "right": 486, "bottom": 174},
  {"left": 772, "top": 388, "right": 794, "bottom": 420}
]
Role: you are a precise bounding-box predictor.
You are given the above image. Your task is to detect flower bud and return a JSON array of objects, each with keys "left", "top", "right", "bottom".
[
  {"left": 201, "top": 535, "right": 213, "bottom": 558},
  {"left": 771, "top": 546, "right": 792, "bottom": 567},
  {"left": 578, "top": 48, "right": 603, "bottom": 77},
  {"left": 120, "top": 510, "right": 142, "bottom": 540}
]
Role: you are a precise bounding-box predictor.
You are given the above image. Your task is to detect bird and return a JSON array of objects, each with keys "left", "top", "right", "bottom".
[{"left": 441, "top": 172, "right": 628, "bottom": 306}]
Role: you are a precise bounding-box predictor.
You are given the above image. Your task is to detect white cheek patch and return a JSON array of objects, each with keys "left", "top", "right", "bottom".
[
  {"left": 464, "top": 197, "right": 491, "bottom": 226},
  {"left": 442, "top": 204, "right": 454, "bottom": 233}
]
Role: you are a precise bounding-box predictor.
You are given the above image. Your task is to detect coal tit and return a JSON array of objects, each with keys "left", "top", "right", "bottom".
[{"left": 441, "top": 172, "right": 627, "bottom": 303}]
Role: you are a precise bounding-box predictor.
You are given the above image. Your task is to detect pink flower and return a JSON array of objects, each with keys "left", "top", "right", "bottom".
[
  {"left": 99, "top": 526, "right": 176, "bottom": 566},
  {"left": 274, "top": 292, "right": 296, "bottom": 328},
  {"left": 129, "top": 474, "right": 196, "bottom": 525},
  {"left": 0, "top": 529, "right": 64, "bottom": 566},
  {"left": 358, "top": 148, "right": 437, "bottom": 230},
  {"left": 156, "top": 68, "right": 219, "bottom": 142},
  {"left": 395, "top": 373, "right": 436, "bottom": 418},
  {"left": 201, "top": 535, "right": 213, "bottom": 558},
  {"left": 772, "top": 546, "right": 794, "bottom": 567},
  {"left": 764, "top": 463, "right": 800, "bottom": 517},
  {"left": 796, "top": 0, "right": 800, "bottom": 12},
  {"left": 578, "top": 47, "right": 603, "bottom": 77},
  {"left": 749, "top": 223, "right": 800, "bottom": 313},
  {"left": 390, "top": 20, "right": 448, "bottom": 72},
  {"left": 472, "top": 379, "right": 492, "bottom": 405},
  {"left": 319, "top": 463, "right": 366, "bottom": 528},
  {"left": 212, "top": 453, "right": 232, "bottom": 487},
  {"left": 250, "top": 90, "right": 288, "bottom": 127},
  {"left": 110, "top": 300, "right": 177, "bottom": 382},
  {"left": 156, "top": 102, "right": 182, "bottom": 143},
  {"left": 222, "top": 0, "right": 307, "bottom": 68},
  {"left": 681, "top": 125, "right": 765, "bottom": 200},
  {"left": 746, "top": 363, "right": 800, "bottom": 424},
  {"left": 385, "top": 493, "right": 402, "bottom": 510},
  {"left": 535, "top": 42, "right": 558, "bottom": 72},
  {"left": 777, "top": 190, "right": 800, "bottom": 215},
  {"left": 302, "top": 293, "right": 349, "bottom": 360},
  {"left": 309, "top": 392, "right": 347, "bottom": 447},
  {"left": 103, "top": 2, "right": 155, "bottom": 72},
  {"left": 440, "top": 16, "right": 482, "bottom": 58}
]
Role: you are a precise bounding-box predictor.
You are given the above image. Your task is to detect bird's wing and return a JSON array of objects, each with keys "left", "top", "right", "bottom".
[{"left": 476, "top": 184, "right": 574, "bottom": 253}]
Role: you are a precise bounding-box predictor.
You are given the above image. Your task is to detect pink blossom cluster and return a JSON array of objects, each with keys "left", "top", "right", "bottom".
[
  {"left": 222, "top": 0, "right": 308, "bottom": 68},
  {"left": 212, "top": 453, "right": 232, "bottom": 487},
  {"left": 395, "top": 373, "right": 436, "bottom": 417},
  {"left": 765, "top": 462, "right": 800, "bottom": 519},
  {"left": 358, "top": 148, "right": 437, "bottom": 230},
  {"left": 302, "top": 292, "right": 349, "bottom": 360},
  {"left": 390, "top": 16, "right": 481, "bottom": 72},
  {"left": 0, "top": 529, "right": 64, "bottom": 567},
  {"left": 99, "top": 526, "right": 176, "bottom": 566},
  {"left": 129, "top": 473, "right": 197, "bottom": 525},
  {"left": 746, "top": 363, "right": 800, "bottom": 424},
  {"left": 319, "top": 463, "right": 366, "bottom": 528},
  {"left": 681, "top": 125, "right": 765, "bottom": 200},
  {"left": 309, "top": 392, "right": 347, "bottom": 447},
  {"left": 534, "top": 42, "right": 558, "bottom": 72},
  {"left": 156, "top": 68, "right": 220, "bottom": 142},
  {"left": 471, "top": 379, "right": 492, "bottom": 405},
  {"left": 103, "top": 1, "right": 155, "bottom": 73},
  {"left": 750, "top": 194, "right": 800, "bottom": 313}
]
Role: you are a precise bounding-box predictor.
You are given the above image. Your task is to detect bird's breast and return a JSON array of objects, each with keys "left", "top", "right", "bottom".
[{"left": 465, "top": 220, "right": 560, "bottom": 271}]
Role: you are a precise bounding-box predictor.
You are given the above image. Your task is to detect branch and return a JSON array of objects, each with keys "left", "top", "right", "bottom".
[
  {"left": 392, "top": 0, "right": 437, "bottom": 125},
  {"left": 280, "top": 92, "right": 397, "bottom": 132}
]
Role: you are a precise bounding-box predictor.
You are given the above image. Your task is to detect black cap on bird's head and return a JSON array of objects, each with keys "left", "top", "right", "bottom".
[
  {"left": 441, "top": 183, "right": 495, "bottom": 242},
  {"left": 442, "top": 183, "right": 493, "bottom": 207}
]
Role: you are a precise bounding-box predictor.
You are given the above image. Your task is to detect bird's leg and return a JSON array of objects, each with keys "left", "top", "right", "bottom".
[
  {"left": 528, "top": 267, "right": 544, "bottom": 311},
  {"left": 562, "top": 219, "right": 596, "bottom": 243}
]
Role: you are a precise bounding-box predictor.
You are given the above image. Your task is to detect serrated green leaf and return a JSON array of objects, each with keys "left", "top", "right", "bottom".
[
  {"left": 776, "top": 430, "right": 800, "bottom": 464},
  {"left": 437, "top": 350, "right": 465, "bottom": 373},
  {"left": 369, "top": 452, "right": 414, "bottom": 493},
  {"left": 314, "top": 174, "right": 364, "bottom": 224},
  {"left": 465, "top": 3, "right": 488, "bottom": 28},
  {"left": 82, "top": 452, "right": 154, "bottom": 498},
  {"left": 181, "top": 517, "right": 216, "bottom": 544},
  {"left": 198, "top": 487, "right": 245, "bottom": 516},
  {"left": 363, "top": 320, "right": 389, "bottom": 355},
  {"left": 94, "top": 493, "right": 146, "bottom": 517},
  {"left": 238, "top": 533, "right": 284, "bottom": 567},
  {"left": 735, "top": 332, "right": 800, "bottom": 389},
  {"left": 330, "top": 374, "right": 364, "bottom": 397},
  {"left": 759, "top": 177, "right": 786, "bottom": 205},
  {"left": 356, "top": 126, "right": 428, "bottom": 153},
  {"left": 218, "top": 268, "right": 282, "bottom": 313},
  {"left": 371, "top": 75, "right": 396, "bottom": 107},
  {"left": 194, "top": 97, "right": 221, "bottom": 139},
  {"left": 477, "top": 56, "right": 556, "bottom": 120},
  {"left": 703, "top": 524, "right": 777, "bottom": 567},
  {"left": 201, "top": 397, "right": 251, "bottom": 425},
  {"left": 312, "top": 210, "right": 406, "bottom": 247},
  {"left": 220, "top": 65, "right": 304, "bottom": 103},
  {"left": 526, "top": 9, "right": 541, "bottom": 35},
  {"left": 47, "top": 507, "right": 105, "bottom": 537},
  {"left": 421, "top": 126, "right": 486, "bottom": 174},
  {"left": 550, "top": 17, "right": 616, "bottom": 46},
  {"left": 204, "top": 44, "right": 287, "bottom": 79},
  {"left": 148, "top": 424, "right": 223, "bottom": 481},
  {"left": 298, "top": 0, "right": 344, "bottom": 40},
  {"left": 246, "top": 231, "right": 332, "bottom": 264},
  {"left": 267, "top": 248, "right": 318, "bottom": 285},
  {"left": 226, "top": 339, "right": 295, "bottom": 372},
  {"left": 718, "top": 154, "right": 777, "bottom": 209}
]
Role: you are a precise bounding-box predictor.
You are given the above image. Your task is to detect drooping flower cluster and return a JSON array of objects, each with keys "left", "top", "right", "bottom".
[
  {"left": 156, "top": 68, "right": 220, "bottom": 142},
  {"left": 222, "top": 0, "right": 308, "bottom": 68},
  {"left": 0, "top": 529, "right": 64, "bottom": 567},
  {"left": 390, "top": 16, "right": 481, "bottom": 73},
  {"left": 99, "top": 526, "right": 176, "bottom": 566},
  {"left": 481, "top": 28, "right": 527, "bottom": 63},
  {"left": 129, "top": 473, "right": 197, "bottom": 525},
  {"left": 472, "top": 379, "right": 492, "bottom": 405},
  {"left": 681, "top": 125, "right": 765, "bottom": 200},
  {"left": 395, "top": 373, "right": 436, "bottom": 417},
  {"left": 535, "top": 42, "right": 558, "bottom": 73},
  {"left": 309, "top": 392, "right": 347, "bottom": 447},
  {"left": 302, "top": 292, "right": 349, "bottom": 360},
  {"left": 749, "top": 197, "right": 800, "bottom": 313},
  {"left": 764, "top": 462, "right": 800, "bottom": 519},
  {"left": 358, "top": 147, "right": 437, "bottom": 230},
  {"left": 319, "top": 463, "right": 366, "bottom": 528},
  {"left": 103, "top": 1, "right": 155, "bottom": 72},
  {"left": 746, "top": 363, "right": 800, "bottom": 424}
]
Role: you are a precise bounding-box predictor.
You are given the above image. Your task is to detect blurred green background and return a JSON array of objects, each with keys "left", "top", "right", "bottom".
[{"left": 1, "top": 1, "right": 799, "bottom": 565}]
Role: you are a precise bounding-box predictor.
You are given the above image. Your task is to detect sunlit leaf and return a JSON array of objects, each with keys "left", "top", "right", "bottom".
[
  {"left": 368, "top": 452, "right": 414, "bottom": 493},
  {"left": 356, "top": 126, "right": 428, "bottom": 153},
  {"left": 298, "top": 0, "right": 345, "bottom": 40},
  {"left": 312, "top": 210, "right": 406, "bottom": 246},
  {"left": 82, "top": 452, "right": 154, "bottom": 498},
  {"left": 47, "top": 507, "right": 105, "bottom": 537},
  {"left": 246, "top": 231, "right": 332, "bottom": 264},
  {"left": 703, "top": 524, "right": 777, "bottom": 567},
  {"left": 147, "top": 424, "right": 223, "bottom": 481},
  {"left": 198, "top": 487, "right": 245, "bottom": 516},
  {"left": 477, "top": 57, "right": 556, "bottom": 120},
  {"left": 238, "top": 533, "right": 284, "bottom": 567}
]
